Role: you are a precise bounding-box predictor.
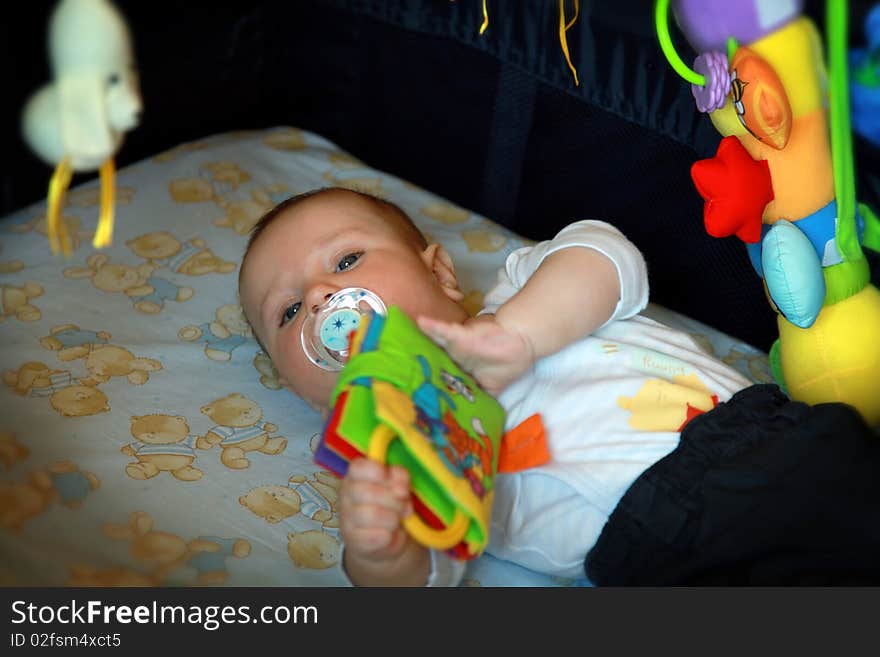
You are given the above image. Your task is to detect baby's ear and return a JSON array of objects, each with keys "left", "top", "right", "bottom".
[{"left": 421, "top": 243, "right": 465, "bottom": 302}]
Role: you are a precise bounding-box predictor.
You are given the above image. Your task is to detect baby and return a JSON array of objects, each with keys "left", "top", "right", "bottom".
[{"left": 239, "top": 187, "right": 880, "bottom": 586}]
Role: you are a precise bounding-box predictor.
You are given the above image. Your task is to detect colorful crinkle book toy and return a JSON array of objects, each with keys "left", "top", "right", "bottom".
[{"left": 314, "top": 306, "right": 509, "bottom": 560}]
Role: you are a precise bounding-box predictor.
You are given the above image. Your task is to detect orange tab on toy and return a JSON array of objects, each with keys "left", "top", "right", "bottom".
[
  {"left": 497, "top": 413, "right": 550, "bottom": 473},
  {"left": 729, "top": 46, "right": 793, "bottom": 150}
]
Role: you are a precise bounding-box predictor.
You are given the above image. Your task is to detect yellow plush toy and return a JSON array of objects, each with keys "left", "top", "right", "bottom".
[
  {"left": 657, "top": 0, "right": 880, "bottom": 426},
  {"left": 20, "top": 0, "right": 142, "bottom": 256}
]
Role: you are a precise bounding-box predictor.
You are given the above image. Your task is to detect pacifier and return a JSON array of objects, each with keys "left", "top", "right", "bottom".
[{"left": 301, "top": 287, "right": 386, "bottom": 371}]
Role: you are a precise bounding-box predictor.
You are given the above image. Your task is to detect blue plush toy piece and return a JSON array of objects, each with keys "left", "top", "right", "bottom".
[
  {"left": 851, "top": 4, "right": 880, "bottom": 146},
  {"left": 760, "top": 220, "right": 826, "bottom": 328}
]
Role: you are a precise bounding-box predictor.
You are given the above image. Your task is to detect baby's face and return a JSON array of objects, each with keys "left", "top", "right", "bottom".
[{"left": 239, "top": 190, "right": 469, "bottom": 410}]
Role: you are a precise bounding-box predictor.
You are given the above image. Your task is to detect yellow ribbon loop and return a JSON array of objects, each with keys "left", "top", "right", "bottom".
[
  {"left": 47, "top": 156, "right": 74, "bottom": 257},
  {"left": 559, "top": 0, "right": 581, "bottom": 86},
  {"left": 93, "top": 159, "right": 116, "bottom": 249},
  {"left": 479, "top": 0, "right": 489, "bottom": 34}
]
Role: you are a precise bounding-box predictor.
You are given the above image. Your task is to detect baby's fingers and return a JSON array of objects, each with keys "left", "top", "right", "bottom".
[{"left": 416, "top": 316, "right": 458, "bottom": 348}]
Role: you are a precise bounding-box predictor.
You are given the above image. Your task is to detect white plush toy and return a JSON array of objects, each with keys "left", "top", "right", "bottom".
[{"left": 21, "top": 0, "right": 142, "bottom": 256}]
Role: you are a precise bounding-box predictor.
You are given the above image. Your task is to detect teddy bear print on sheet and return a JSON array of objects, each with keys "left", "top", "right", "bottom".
[
  {"left": 64, "top": 254, "right": 194, "bottom": 314},
  {"left": 0, "top": 460, "right": 100, "bottom": 531},
  {"left": 197, "top": 393, "right": 287, "bottom": 469},
  {"left": 5, "top": 186, "right": 135, "bottom": 252},
  {"left": 252, "top": 351, "right": 283, "bottom": 390},
  {"left": 4, "top": 361, "right": 110, "bottom": 417},
  {"left": 0, "top": 250, "right": 43, "bottom": 323},
  {"left": 322, "top": 151, "right": 385, "bottom": 197},
  {"left": 126, "top": 231, "right": 236, "bottom": 276},
  {"left": 101, "top": 511, "right": 251, "bottom": 586},
  {"left": 0, "top": 432, "right": 30, "bottom": 471},
  {"left": 122, "top": 413, "right": 204, "bottom": 481},
  {"left": 0, "top": 242, "right": 25, "bottom": 274},
  {"left": 3, "top": 324, "right": 163, "bottom": 418},
  {"left": 178, "top": 302, "right": 254, "bottom": 362},
  {"left": 168, "top": 160, "right": 290, "bottom": 236},
  {"left": 236, "top": 432, "right": 342, "bottom": 570},
  {"left": 240, "top": 469, "right": 342, "bottom": 570}
]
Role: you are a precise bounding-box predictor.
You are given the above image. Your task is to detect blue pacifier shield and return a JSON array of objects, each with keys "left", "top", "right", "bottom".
[{"left": 301, "top": 287, "right": 386, "bottom": 371}]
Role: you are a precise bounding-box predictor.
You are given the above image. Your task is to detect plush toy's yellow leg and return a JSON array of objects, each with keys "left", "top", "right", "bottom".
[
  {"left": 46, "top": 156, "right": 73, "bottom": 257},
  {"left": 779, "top": 284, "right": 880, "bottom": 426},
  {"left": 92, "top": 159, "right": 116, "bottom": 249}
]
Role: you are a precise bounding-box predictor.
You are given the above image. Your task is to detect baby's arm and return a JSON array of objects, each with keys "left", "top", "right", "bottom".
[
  {"left": 338, "top": 458, "right": 430, "bottom": 586},
  {"left": 419, "top": 220, "right": 648, "bottom": 393}
]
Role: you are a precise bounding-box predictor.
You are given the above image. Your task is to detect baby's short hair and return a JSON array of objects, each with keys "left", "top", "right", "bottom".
[
  {"left": 244, "top": 187, "right": 427, "bottom": 262},
  {"left": 238, "top": 187, "right": 427, "bottom": 355}
]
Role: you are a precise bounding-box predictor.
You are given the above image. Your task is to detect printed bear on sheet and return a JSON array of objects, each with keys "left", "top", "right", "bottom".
[
  {"left": 64, "top": 254, "right": 193, "bottom": 314},
  {"left": 197, "top": 394, "right": 287, "bottom": 469},
  {"left": 262, "top": 127, "right": 307, "bottom": 151},
  {"left": 239, "top": 470, "right": 341, "bottom": 527},
  {"left": 0, "top": 461, "right": 99, "bottom": 531},
  {"left": 0, "top": 242, "right": 25, "bottom": 272},
  {"left": 68, "top": 564, "right": 159, "bottom": 587},
  {"left": 287, "top": 529, "right": 341, "bottom": 570},
  {"left": 166, "top": 159, "right": 289, "bottom": 235},
  {"left": 153, "top": 140, "right": 209, "bottom": 163},
  {"left": 40, "top": 324, "right": 111, "bottom": 361},
  {"left": 103, "top": 511, "right": 251, "bottom": 585},
  {"left": 462, "top": 227, "right": 507, "bottom": 253},
  {"left": 0, "top": 282, "right": 43, "bottom": 322},
  {"left": 3, "top": 361, "right": 110, "bottom": 417},
  {"left": 322, "top": 171, "right": 384, "bottom": 197},
  {"left": 79, "top": 345, "right": 163, "bottom": 386},
  {"left": 122, "top": 414, "right": 203, "bottom": 481},
  {"left": 253, "top": 352, "right": 282, "bottom": 390},
  {"left": 460, "top": 291, "right": 485, "bottom": 318},
  {"left": 126, "top": 231, "right": 236, "bottom": 276},
  {"left": 420, "top": 202, "right": 470, "bottom": 225},
  {"left": 0, "top": 432, "right": 29, "bottom": 470},
  {"left": 212, "top": 184, "right": 290, "bottom": 235},
  {"left": 168, "top": 178, "right": 289, "bottom": 235},
  {"left": 9, "top": 213, "right": 92, "bottom": 251},
  {"left": 65, "top": 186, "right": 135, "bottom": 209},
  {"left": 178, "top": 303, "right": 253, "bottom": 361}
]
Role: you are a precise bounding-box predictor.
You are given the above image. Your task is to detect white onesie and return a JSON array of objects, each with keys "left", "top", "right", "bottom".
[{"left": 428, "top": 220, "right": 751, "bottom": 585}]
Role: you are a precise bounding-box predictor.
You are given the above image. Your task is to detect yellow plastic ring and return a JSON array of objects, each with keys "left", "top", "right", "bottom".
[{"left": 367, "top": 424, "right": 470, "bottom": 550}]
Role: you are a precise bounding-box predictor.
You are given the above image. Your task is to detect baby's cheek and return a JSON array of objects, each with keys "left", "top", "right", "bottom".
[{"left": 283, "top": 353, "right": 336, "bottom": 409}]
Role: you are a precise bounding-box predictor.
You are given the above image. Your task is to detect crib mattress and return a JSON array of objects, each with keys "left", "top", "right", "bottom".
[{"left": 0, "top": 127, "right": 771, "bottom": 586}]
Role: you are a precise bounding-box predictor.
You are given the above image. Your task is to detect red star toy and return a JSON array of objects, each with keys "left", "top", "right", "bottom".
[{"left": 691, "top": 136, "right": 774, "bottom": 244}]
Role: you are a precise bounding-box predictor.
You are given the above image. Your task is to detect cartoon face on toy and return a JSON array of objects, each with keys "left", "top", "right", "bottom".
[{"left": 729, "top": 46, "right": 792, "bottom": 149}]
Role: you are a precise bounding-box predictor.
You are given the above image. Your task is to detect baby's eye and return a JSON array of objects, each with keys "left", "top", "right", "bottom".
[
  {"left": 280, "top": 301, "right": 301, "bottom": 327},
  {"left": 336, "top": 252, "right": 363, "bottom": 272}
]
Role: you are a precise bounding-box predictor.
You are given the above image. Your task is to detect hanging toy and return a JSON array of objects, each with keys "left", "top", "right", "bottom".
[
  {"left": 656, "top": 0, "right": 880, "bottom": 425},
  {"left": 452, "top": 0, "right": 582, "bottom": 86},
  {"left": 21, "top": 0, "right": 142, "bottom": 257},
  {"left": 850, "top": 3, "right": 880, "bottom": 148}
]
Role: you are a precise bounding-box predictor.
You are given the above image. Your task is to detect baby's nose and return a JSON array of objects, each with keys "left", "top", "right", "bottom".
[
  {"left": 311, "top": 293, "right": 333, "bottom": 314},
  {"left": 304, "top": 282, "right": 337, "bottom": 314}
]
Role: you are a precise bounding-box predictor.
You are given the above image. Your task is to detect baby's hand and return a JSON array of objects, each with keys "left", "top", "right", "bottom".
[
  {"left": 417, "top": 314, "right": 535, "bottom": 395},
  {"left": 338, "top": 458, "right": 415, "bottom": 565}
]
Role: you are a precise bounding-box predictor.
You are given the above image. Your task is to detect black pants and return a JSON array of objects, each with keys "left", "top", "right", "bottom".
[{"left": 585, "top": 384, "right": 880, "bottom": 585}]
